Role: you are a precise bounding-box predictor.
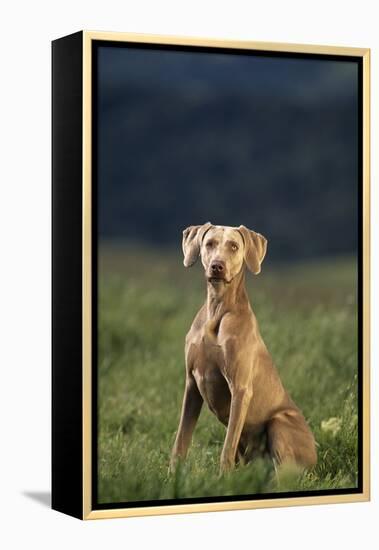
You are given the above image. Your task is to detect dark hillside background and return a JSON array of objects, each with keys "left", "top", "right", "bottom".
[{"left": 96, "top": 45, "right": 359, "bottom": 261}]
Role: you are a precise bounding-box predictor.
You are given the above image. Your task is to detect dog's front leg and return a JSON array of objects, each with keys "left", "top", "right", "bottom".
[
  {"left": 170, "top": 374, "right": 203, "bottom": 472},
  {"left": 220, "top": 385, "right": 252, "bottom": 473}
]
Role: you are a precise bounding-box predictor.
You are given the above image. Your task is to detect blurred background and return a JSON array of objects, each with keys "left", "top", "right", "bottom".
[
  {"left": 96, "top": 44, "right": 359, "bottom": 504},
  {"left": 97, "top": 44, "right": 359, "bottom": 260}
]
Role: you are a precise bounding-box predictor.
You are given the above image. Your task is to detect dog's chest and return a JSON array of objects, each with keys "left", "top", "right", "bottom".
[
  {"left": 187, "top": 337, "right": 231, "bottom": 421},
  {"left": 187, "top": 329, "right": 225, "bottom": 371}
]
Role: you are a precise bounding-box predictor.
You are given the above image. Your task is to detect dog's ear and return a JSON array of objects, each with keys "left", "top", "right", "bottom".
[
  {"left": 182, "top": 222, "right": 212, "bottom": 267},
  {"left": 238, "top": 225, "right": 267, "bottom": 275}
]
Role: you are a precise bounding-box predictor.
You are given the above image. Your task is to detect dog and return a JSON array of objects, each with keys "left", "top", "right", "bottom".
[{"left": 170, "top": 223, "right": 317, "bottom": 473}]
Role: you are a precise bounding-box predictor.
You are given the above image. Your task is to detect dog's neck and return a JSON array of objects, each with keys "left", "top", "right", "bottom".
[{"left": 206, "top": 268, "right": 249, "bottom": 321}]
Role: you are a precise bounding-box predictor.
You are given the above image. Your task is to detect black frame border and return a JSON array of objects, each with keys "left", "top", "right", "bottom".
[{"left": 52, "top": 31, "right": 84, "bottom": 519}]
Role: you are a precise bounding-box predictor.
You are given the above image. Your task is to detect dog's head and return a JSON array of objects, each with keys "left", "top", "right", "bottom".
[{"left": 182, "top": 223, "right": 267, "bottom": 285}]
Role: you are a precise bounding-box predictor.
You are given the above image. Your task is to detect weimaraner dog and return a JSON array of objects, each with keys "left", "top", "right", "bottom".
[{"left": 170, "top": 223, "right": 317, "bottom": 473}]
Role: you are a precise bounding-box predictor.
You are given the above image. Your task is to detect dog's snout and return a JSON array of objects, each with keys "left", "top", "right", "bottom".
[{"left": 211, "top": 261, "right": 225, "bottom": 274}]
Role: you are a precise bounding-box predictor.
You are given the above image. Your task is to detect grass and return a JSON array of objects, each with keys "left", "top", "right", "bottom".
[{"left": 97, "top": 243, "right": 358, "bottom": 504}]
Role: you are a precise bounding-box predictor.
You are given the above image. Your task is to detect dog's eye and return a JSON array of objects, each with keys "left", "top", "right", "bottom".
[
  {"left": 231, "top": 244, "right": 238, "bottom": 252},
  {"left": 206, "top": 240, "right": 214, "bottom": 248}
]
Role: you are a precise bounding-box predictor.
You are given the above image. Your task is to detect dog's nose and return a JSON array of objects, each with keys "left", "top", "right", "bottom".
[{"left": 211, "top": 261, "right": 225, "bottom": 274}]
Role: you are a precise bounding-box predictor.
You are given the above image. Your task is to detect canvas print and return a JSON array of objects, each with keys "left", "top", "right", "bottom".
[{"left": 94, "top": 43, "right": 361, "bottom": 506}]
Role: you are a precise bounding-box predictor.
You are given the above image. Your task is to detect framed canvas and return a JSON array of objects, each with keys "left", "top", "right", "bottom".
[{"left": 52, "top": 31, "right": 370, "bottom": 520}]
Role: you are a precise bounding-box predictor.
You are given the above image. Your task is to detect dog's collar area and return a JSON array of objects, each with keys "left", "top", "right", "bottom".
[{"left": 208, "top": 278, "right": 228, "bottom": 285}]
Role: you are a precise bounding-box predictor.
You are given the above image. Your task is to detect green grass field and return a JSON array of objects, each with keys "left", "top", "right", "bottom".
[{"left": 97, "top": 244, "right": 358, "bottom": 504}]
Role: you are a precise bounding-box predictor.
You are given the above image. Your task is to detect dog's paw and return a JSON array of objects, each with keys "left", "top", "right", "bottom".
[
  {"left": 219, "top": 453, "right": 235, "bottom": 474},
  {"left": 168, "top": 455, "right": 182, "bottom": 475}
]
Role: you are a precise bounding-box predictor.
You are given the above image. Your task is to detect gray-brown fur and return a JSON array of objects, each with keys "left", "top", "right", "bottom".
[{"left": 171, "top": 223, "right": 317, "bottom": 473}]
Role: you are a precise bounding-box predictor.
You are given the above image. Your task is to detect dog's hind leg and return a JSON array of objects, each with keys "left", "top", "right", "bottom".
[{"left": 267, "top": 411, "right": 317, "bottom": 469}]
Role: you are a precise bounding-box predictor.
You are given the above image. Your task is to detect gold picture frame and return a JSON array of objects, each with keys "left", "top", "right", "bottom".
[{"left": 52, "top": 30, "right": 370, "bottom": 520}]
